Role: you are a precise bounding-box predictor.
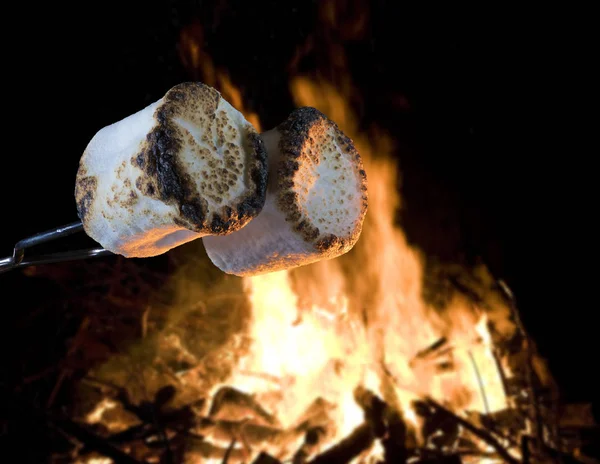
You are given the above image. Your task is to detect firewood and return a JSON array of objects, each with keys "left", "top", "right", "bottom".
[
  {"left": 209, "top": 386, "right": 280, "bottom": 427},
  {"left": 109, "top": 423, "right": 155, "bottom": 443},
  {"left": 252, "top": 451, "right": 283, "bottom": 464},
  {"left": 49, "top": 416, "right": 143, "bottom": 464},
  {"left": 222, "top": 438, "right": 237, "bottom": 464},
  {"left": 412, "top": 400, "right": 460, "bottom": 452},
  {"left": 292, "top": 426, "right": 328, "bottom": 463},
  {"left": 308, "top": 423, "right": 375, "bottom": 464},
  {"left": 423, "top": 398, "right": 519, "bottom": 464},
  {"left": 185, "top": 438, "right": 247, "bottom": 462},
  {"left": 291, "top": 397, "right": 337, "bottom": 434},
  {"left": 107, "top": 384, "right": 198, "bottom": 433},
  {"left": 353, "top": 386, "right": 386, "bottom": 437},
  {"left": 416, "top": 455, "right": 462, "bottom": 463},
  {"left": 197, "top": 417, "right": 284, "bottom": 446},
  {"left": 411, "top": 337, "right": 450, "bottom": 364},
  {"left": 498, "top": 280, "right": 545, "bottom": 451},
  {"left": 382, "top": 408, "right": 409, "bottom": 464}
]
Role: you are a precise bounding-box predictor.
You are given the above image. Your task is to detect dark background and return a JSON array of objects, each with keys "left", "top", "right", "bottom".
[{"left": 1, "top": 0, "right": 596, "bottom": 412}]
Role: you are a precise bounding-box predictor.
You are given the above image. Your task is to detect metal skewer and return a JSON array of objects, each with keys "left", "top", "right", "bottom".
[{"left": 0, "top": 221, "right": 113, "bottom": 274}]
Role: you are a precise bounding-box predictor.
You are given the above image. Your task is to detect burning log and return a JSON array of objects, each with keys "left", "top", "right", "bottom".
[
  {"left": 353, "top": 385, "right": 387, "bottom": 438},
  {"left": 412, "top": 399, "right": 460, "bottom": 452},
  {"left": 197, "top": 417, "right": 284, "bottom": 447},
  {"left": 292, "top": 426, "right": 329, "bottom": 463},
  {"left": 382, "top": 408, "right": 409, "bottom": 464},
  {"left": 354, "top": 386, "right": 413, "bottom": 463},
  {"left": 305, "top": 386, "right": 399, "bottom": 464},
  {"left": 417, "top": 456, "right": 462, "bottom": 464},
  {"left": 287, "top": 398, "right": 338, "bottom": 462},
  {"left": 49, "top": 415, "right": 143, "bottom": 464},
  {"left": 291, "top": 397, "right": 337, "bottom": 436},
  {"left": 308, "top": 423, "right": 375, "bottom": 464},
  {"left": 409, "top": 337, "right": 459, "bottom": 375},
  {"left": 422, "top": 398, "right": 520, "bottom": 464},
  {"left": 109, "top": 422, "right": 155, "bottom": 444},
  {"left": 498, "top": 280, "right": 545, "bottom": 452},
  {"left": 114, "top": 388, "right": 198, "bottom": 438},
  {"left": 209, "top": 386, "right": 280, "bottom": 427},
  {"left": 411, "top": 337, "right": 450, "bottom": 364},
  {"left": 252, "top": 451, "right": 283, "bottom": 464},
  {"left": 222, "top": 438, "right": 237, "bottom": 464},
  {"left": 184, "top": 437, "right": 248, "bottom": 462}
]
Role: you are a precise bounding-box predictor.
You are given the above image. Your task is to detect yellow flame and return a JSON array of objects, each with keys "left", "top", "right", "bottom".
[
  {"left": 85, "top": 398, "right": 117, "bottom": 424},
  {"left": 288, "top": 75, "right": 509, "bottom": 415},
  {"left": 228, "top": 77, "right": 508, "bottom": 456},
  {"left": 229, "top": 270, "right": 373, "bottom": 440},
  {"left": 177, "top": 2, "right": 510, "bottom": 459},
  {"left": 79, "top": 459, "right": 113, "bottom": 464},
  {"left": 179, "top": 21, "right": 261, "bottom": 131}
]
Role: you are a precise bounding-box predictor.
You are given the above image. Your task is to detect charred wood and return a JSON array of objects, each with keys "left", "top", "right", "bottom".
[
  {"left": 222, "top": 438, "right": 237, "bottom": 464},
  {"left": 109, "top": 422, "right": 155, "bottom": 443},
  {"left": 411, "top": 337, "right": 450, "bottom": 365},
  {"left": 413, "top": 400, "right": 460, "bottom": 452},
  {"left": 209, "top": 386, "right": 280, "bottom": 427},
  {"left": 196, "top": 416, "right": 285, "bottom": 446},
  {"left": 382, "top": 408, "right": 409, "bottom": 464},
  {"left": 49, "top": 416, "right": 143, "bottom": 464},
  {"left": 354, "top": 383, "right": 411, "bottom": 463},
  {"left": 498, "top": 280, "right": 545, "bottom": 452},
  {"left": 252, "top": 451, "right": 283, "bottom": 464},
  {"left": 109, "top": 384, "right": 200, "bottom": 432},
  {"left": 291, "top": 397, "right": 337, "bottom": 435},
  {"left": 185, "top": 438, "right": 247, "bottom": 462},
  {"left": 309, "top": 423, "right": 375, "bottom": 464},
  {"left": 416, "top": 455, "right": 462, "bottom": 463},
  {"left": 292, "top": 426, "right": 328, "bottom": 464},
  {"left": 520, "top": 435, "right": 530, "bottom": 464},
  {"left": 480, "top": 408, "right": 526, "bottom": 440},
  {"left": 423, "top": 398, "right": 519, "bottom": 464},
  {"left": 353, "top": 386, "right": 387, "bottom": 438}
]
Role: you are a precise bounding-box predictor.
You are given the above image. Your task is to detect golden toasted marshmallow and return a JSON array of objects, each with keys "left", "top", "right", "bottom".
[
  {"left": 203, "top": 107, "right": 368, "bottom": 276},
  {"left": 75, "top": 82, "right": 267, "bottom": 257}
]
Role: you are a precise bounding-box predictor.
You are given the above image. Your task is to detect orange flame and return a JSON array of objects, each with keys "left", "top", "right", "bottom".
[
  {"left": 85, "top": 398, "right": 117, "bottom": 425},
  {"left": 179, "top": 20, "right": 261, "bottom": 131},
  {"left": 79, "top": 459, "right": 112, "bottom": 464},
  {"left": 176, "top": 4, "right": 510, "bottom": 460}
]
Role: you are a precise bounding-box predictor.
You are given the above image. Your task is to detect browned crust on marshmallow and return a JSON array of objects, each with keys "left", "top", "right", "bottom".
[
  {"left": 276, "top": 107, "right": 368, "bottom": 254},
  {"left": 129, "top": 82, "right": 267, "bottom": 234},
  {"left": 74, "top": 168, "right": 97, "bottom": 224}
]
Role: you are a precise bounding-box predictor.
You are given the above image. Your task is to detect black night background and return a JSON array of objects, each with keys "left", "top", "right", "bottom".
[{"left": 0, "top": 1, "right": 596, "bottom": 460}]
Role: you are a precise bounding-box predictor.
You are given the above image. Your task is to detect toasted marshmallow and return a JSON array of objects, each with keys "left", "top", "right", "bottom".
[
  {"left": 203, "top": 107, "right": 368, "bottom": 276},
  {"left": 75, "top": 82, "right": 267, "bottom": 257}
]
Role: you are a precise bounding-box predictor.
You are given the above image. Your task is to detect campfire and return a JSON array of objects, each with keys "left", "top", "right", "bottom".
[
  {"left": 67, "top": 257, "right": 560, "bottom": 464},
  {"left": 5, "top": 2, "right": 597, "bottom": 464}
]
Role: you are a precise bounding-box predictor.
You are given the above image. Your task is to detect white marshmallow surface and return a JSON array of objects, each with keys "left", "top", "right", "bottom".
[
  {"left": 75, "top": 82, "right": 267, "bottom": 258},
  {"left": 203, "top": 107, "right": 368, "bottom": 276}
]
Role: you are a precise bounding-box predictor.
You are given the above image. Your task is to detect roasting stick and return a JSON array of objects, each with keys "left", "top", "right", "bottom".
[{"left": 0, "top": 220, "right": 113, "bottom": 274}]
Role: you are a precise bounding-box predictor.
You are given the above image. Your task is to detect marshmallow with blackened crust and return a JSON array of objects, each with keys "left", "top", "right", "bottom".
[
  {"left": 202, "top": 107, "right": 368, "bottom": 276},
  {"left": 75, "top": 82, "right": 267, "bottom": 257}
]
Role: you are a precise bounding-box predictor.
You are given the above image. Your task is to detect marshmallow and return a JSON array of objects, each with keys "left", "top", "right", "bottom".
[
  {"left": 75, "top": 82, "right": 267, "bottom": 257},
  {"left": 203, "top": 107, "right": 368, "bottom": 276}
]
